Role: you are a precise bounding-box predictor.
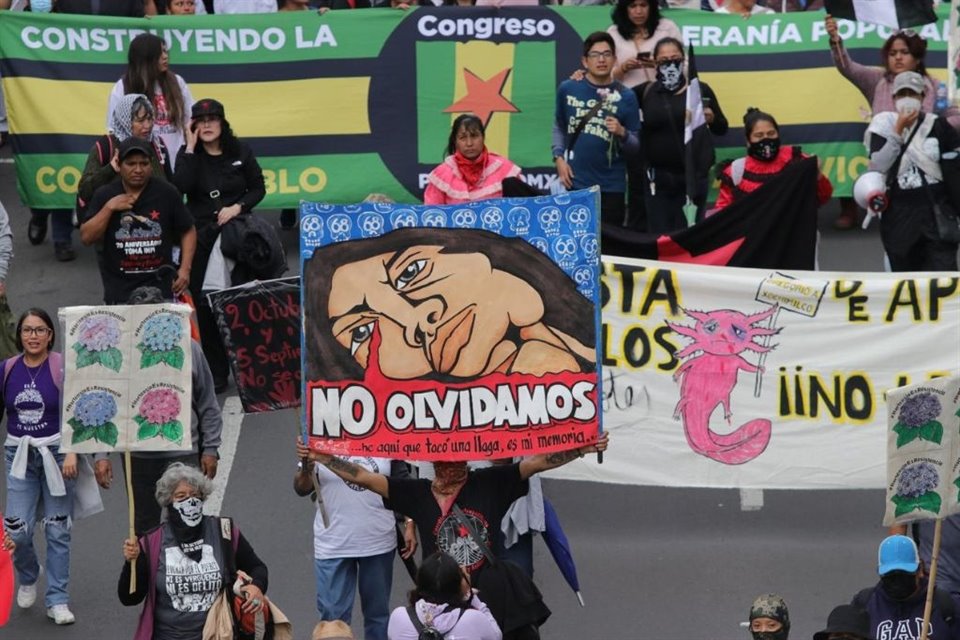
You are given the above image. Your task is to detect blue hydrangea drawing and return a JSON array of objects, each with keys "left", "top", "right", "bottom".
[
  {"left": 73, "top": 315, "right": 123, "bottom": 372},
  {"left": 893, "top": 392, "right": 943, "bottom": 447},
  {"left": 891, "top": 461, "right": 941, "bottom": 517},
  {"left": 137, "top": 314, "right": 185, "bottom": 369},
  {"left": 68, "top": 390, "right": 119, "bottom": 447}
]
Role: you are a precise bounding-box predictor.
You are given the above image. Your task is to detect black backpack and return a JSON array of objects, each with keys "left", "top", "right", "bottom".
[{"left": 405, "top": 606, "right": 464, "bottom": 640}]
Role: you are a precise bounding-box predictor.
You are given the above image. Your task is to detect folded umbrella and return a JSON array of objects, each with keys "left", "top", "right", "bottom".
[{"left": 541, "top": 498, "right": 584, "bottom": 607}]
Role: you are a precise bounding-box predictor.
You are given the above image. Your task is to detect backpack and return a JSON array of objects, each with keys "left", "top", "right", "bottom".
[{"left": 405, "top": 606, "right": 464, "bottom": 640}]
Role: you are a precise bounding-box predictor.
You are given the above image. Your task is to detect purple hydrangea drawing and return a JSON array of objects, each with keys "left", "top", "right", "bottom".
[
  {"left": 893, "top": 392, "right": 944, "bottom": 447},
  {"left": 134, "top": 388, "right": 183, "bottom": 445},
  {"left": 73, "top": 315, "right": 123, "bottom": 372},
  {"left": 136, "top": 314, "right": 185, "bottom": 369},
  {"left": 68, "top": 390, "right": 119, "bottom": 446},
  {"left": 891, "top": 461, "right": 941, "bottom": 517}
]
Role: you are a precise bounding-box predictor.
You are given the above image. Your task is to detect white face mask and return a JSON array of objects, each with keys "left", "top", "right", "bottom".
[
  {"left": 172, "top": 497, "right": 204, "bottom": 528},
  {"left": 896, "top": 97, "right": 922, "bottom": 116}
]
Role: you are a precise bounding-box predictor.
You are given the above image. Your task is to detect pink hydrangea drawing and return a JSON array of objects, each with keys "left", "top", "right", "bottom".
[
  {"left": 73, "top": 315, "right": 123, "bottom": 372},
  {"left": 134, "top": 387, "right": 183, "bottom": 444}
]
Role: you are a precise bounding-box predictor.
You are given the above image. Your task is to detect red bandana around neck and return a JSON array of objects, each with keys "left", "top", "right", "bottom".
[{"left": 454, "top": 148, "right": 489, "bottom": 189}]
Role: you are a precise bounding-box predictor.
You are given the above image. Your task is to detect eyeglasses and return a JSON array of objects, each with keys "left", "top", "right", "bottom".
[
  {"left": 586, "top": 51, "right": 615, "bottom": 60},
  {"left": 21, "top": 327, "right": 50, "bottom": 336}
]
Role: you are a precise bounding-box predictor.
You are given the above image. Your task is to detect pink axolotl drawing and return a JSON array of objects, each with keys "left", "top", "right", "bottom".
[{"left": 666, "top": 305, "right": 780, "bottom": 465}]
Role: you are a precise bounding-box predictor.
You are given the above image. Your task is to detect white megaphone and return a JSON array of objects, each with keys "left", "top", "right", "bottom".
[{"left": 853, "top": 171, "right": 889, "bottom": 216}]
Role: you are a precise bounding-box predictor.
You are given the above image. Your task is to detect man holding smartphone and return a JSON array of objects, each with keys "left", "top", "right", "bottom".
[{"left": 552, "top": 32, "right": 641, "bottom": 226}]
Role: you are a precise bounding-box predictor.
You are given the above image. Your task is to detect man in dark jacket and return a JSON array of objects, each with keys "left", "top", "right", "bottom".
[{"left": 853, "top": 534, "right": 960, "bottom": 640}]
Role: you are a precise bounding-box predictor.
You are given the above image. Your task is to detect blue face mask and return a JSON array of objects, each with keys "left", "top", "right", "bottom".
[{"left": 31, "top": 0, "right": 54, "bottom": 12}]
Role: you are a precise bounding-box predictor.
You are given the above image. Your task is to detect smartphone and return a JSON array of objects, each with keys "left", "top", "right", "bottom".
[
  {"left": 190, "top": 120, "right": 198, "bottom": 133},
  {"left": 636, "top": 51, "right": 652, "bottom": 61}
]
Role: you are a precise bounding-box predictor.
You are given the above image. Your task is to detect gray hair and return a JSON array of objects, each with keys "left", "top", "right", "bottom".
[{"left": 154, "top": 462, "right": 213, "bottom": 507}]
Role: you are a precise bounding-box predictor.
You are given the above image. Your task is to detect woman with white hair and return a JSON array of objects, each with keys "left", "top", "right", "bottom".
[{"left": 118, "top": 463, "right": 268, "bottom": 640}]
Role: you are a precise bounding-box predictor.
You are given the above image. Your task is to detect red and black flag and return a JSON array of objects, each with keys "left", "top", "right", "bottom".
[{"left": 601, "top": 157, "right": 820, "bottom": 270}]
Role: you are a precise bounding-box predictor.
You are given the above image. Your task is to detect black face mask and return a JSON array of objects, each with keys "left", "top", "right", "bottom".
[
  {"left": 748, "top": 138, "right": 781, "bottom": 162},
  {"left": 751, "top": 628, "right": 788, "bottom": 640},
  {"left": 167, "top": 497, "right": 204, "bottom": 560},
  {"left": 882, "top": 571, "right": 918, "bottom": 600},
  {"left": 655, "top": 60, "right": 685, "bottom": 92}
]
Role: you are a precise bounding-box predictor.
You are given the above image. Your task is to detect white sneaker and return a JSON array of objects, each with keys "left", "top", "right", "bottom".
[
  {"left": 47, "top": 604, "right": 76, "bottom": 625},
  {"left": 17, "top": 566, "right": 42, "bottom": 608}
]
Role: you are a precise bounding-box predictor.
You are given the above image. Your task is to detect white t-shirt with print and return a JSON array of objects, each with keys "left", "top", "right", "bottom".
[{"left": 311, "top": 456, "right": 397, "bottom": 560}]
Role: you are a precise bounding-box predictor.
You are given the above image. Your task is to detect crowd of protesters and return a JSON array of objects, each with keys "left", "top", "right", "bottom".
[{"left": 0, "top": 0, "right": 959, "bottom": 639}]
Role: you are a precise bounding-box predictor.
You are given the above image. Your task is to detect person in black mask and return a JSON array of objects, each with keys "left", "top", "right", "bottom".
[
  {"left": 748, "top": 594, "right": 790, "bottom": 640},
  {"left": 118, "top": 463, "right": 269, "bottom": 640},
  {"left": 633, "top": 36, "right": 728, "bottom": 233},
  {"left": 715, "top": 108, "right": 833, "bottom": 213},
  {"left": 851, "top": 534, "right": 960, "bottom": 640}
]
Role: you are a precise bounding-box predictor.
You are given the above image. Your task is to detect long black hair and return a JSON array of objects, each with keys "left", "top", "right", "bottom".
[
  {"left": 122, "top": 34, "right": 186, "bottom": 135},
  {"left": 445, "top": 114, "right": 485, "bottom": 158},
  {"left": 408, "top": 552, "right": 469, "bottom": 612},
  {"left": 612, "top": 0, "right": 662, "bottom": 42},
  {"left": 303, "top": 227, "right": 596, "bottom": 382},
  {"left": 15, "top": 308, "right": 55, "bottom": 353},
  {"left": 196, "top": 117, "right": 243, "bottom": 159}
]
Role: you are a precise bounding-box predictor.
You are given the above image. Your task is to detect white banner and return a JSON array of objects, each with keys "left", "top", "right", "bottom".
[
  {"left": 548, "top": 258, "right": 960, "bottom": 489},
  {"left": 884, "top": 374, "right": 960, "bottom": 526}
]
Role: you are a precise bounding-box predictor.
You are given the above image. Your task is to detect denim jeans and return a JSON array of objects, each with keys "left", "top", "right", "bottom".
[
  {"left": 30, "top": 209, "right": 74, "bottom": 245},
  {"left": 4, "top": 446, "right": 75, "bottom": 607},
  {"left": 314, "top": 549, "right": 394, "bottom": 640}
]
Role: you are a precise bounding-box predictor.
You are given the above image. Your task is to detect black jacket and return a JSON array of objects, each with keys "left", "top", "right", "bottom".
[{"left": 173, "top": 141, "right": 266, "bottom": 228}]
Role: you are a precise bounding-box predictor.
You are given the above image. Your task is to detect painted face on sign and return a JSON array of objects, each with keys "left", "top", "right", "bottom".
[
  {"left": 328, "top": 245, "right": 547, "bottom": 378},
  {"left": 305, "top": 228, "right": 598, "bottom": 383}
]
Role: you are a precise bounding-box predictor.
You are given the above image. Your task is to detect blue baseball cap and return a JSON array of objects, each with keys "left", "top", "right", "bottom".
[{"left": 878, "top": 535, "right": 920, "bottom": 575}]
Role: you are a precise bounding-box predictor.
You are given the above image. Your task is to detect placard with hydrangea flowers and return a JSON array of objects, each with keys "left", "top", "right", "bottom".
[
  {"left": 59, "top": 304, "right": 193, "bottom": 453},
  {"left": 883, "top": 373, "right": 960, "bottom": 527}
]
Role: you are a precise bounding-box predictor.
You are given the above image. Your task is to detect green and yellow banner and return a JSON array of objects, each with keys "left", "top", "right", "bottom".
[{"left": 0, "top": 6, "right": 951, "bottom": 208}]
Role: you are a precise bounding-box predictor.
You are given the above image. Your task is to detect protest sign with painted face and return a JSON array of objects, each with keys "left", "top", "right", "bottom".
[{"left": 300, "top": 189, "right": 602, "bottom": 461}]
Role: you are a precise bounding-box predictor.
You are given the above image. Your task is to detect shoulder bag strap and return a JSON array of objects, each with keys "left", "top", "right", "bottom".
[
  {"left": 450, "top": 504, "right": 496, "bottom": 565},
  {"left": 886, "top": 120, "right": 923, "bottom": 190},
  {"left": 566, "top": 99, "right": 605, "bottom": 157},
  {"left": 406, "top": 605, "right": 427, "bottom": 634}
]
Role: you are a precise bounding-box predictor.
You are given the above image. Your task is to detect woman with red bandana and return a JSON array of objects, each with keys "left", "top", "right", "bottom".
[
  {"left": 714, "top": 108, "right": 833, "bottom": 212},
  {"left": 423, "top": 115, "right": 522, "bottom": 205}
]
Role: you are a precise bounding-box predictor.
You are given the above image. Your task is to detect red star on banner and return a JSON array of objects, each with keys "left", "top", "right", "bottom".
[
  {"left": 150, "top": 210, "right": 161, "bottom": 221},
  {"left": 443, "top": 68, "right": 519, "bottom": 126},
  {"left": 656, "top": 235, "right": 746, "bottom": 265}
]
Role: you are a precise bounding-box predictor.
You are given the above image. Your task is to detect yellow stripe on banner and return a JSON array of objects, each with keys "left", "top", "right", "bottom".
[
  {"left": 190, "top": 78, "right": 370, "bottom": 136},
  {"left": 452, "top": 41, "right": 515, "bottom": 157},
  {"left": 6, "top": 76, "right": 371, "bottom": 137},
  {"left": 5, "top": 78, "right": 112, "bottom": 135},
  {"left": 706, "top": 67, "right": 950, "bottom": 127}
]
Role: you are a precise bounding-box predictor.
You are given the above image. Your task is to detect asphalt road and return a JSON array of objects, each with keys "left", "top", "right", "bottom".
[{"left": 0, "top": 139, "right": 950, "bottom": 640}]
